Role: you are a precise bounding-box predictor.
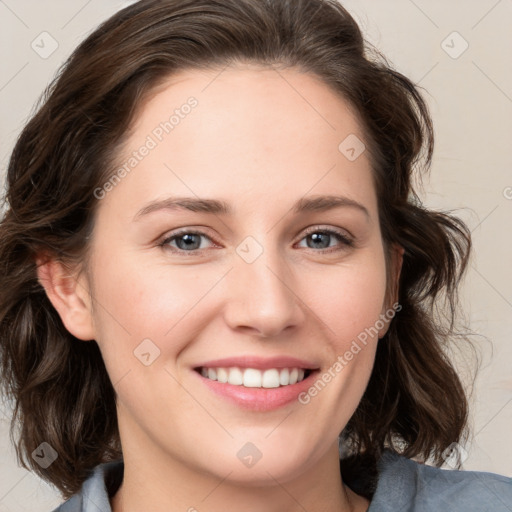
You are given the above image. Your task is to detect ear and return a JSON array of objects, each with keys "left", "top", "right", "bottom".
[
  {"left": 378, "top": 243, "right": 404, "bottom": 338},
  {"left": 36, "top": 256, "right": 96, "bottom": 341}
]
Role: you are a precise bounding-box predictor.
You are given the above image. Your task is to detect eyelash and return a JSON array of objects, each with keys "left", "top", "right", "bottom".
[{"left": 158, "top": 226, "right": 354, "bottom": 255}]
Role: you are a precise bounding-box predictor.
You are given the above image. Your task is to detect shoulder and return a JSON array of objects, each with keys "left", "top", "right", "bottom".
[
  {"left": 49, "top": 460, "right": 123, "bottom": 512},
  {"left": 369, "top": 450, "right": 512, "bottom": 512}
]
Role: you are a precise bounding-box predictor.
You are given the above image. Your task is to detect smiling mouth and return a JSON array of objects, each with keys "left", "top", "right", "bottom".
[{"left": 194, "top": 366, "right": 314, "bottom": 388}]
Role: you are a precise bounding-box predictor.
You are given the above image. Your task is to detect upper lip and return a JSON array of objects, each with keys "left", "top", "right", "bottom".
[{"left": 194, "top": 356, "right": 320, "bottom": 371}]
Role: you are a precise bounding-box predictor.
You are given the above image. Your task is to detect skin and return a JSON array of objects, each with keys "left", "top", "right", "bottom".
[{"left": 38, "top": 64, "right": 402, "bottom": 512}]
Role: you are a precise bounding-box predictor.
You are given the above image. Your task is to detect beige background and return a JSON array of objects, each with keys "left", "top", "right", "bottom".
[{"left": 1, "top": 0, "right": 511, "bottom": 510}]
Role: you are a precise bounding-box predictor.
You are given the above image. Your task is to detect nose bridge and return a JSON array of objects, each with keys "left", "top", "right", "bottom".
[{"left": 224, "top": 234, "right": 303, "bottom": 337}]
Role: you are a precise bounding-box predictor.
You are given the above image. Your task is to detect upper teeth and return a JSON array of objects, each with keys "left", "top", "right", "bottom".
[{"left": 200, "top": 367, "right": 306, "bottom": 388}]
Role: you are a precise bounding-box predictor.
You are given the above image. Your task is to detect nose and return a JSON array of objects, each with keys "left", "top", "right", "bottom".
[{"left": 223, "top": 244, "right": 305, "bottom": 338}]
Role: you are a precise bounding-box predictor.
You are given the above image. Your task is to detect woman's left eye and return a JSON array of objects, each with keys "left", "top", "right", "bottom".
[
  {"left": 159, "top": 227, "right": 353, "bottom": 254},
  {"left": 297, "top": 228, "right": 354, "bottom": 252}
]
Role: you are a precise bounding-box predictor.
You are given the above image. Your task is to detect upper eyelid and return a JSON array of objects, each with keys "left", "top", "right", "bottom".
[{"left": 301, "top": 225, "right": 353, "bottom": 240}]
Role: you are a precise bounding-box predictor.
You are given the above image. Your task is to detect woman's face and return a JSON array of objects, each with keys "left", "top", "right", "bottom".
[{"left": 74, "top": 65, "right": 399, "bottom": 483}]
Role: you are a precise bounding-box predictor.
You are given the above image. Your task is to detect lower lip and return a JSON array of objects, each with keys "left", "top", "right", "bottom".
[{"left": 193, "top": 370, "right": 318, "bottom": 411}]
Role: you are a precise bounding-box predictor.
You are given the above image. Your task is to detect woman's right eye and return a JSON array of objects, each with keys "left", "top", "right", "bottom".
[{"left": 159, "top": 230, "right": 215, "bottom": 254}]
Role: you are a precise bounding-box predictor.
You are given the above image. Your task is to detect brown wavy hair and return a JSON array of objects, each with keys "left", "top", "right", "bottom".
[{"left": 0, "top": 0, "right": 472, "bottom": 501}]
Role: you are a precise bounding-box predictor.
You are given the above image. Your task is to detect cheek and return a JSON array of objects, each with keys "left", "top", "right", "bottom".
[
  {"left": 87, "top": 251, "right": 217, "bottom": 379},
  {"left": 302, "top": 250, "right": 387, "bottom": 396},
  {"left": 292, "top": 255, "right": 387, "bottom": 447},
  {"left": 306, "top": 253, "right": 388, "bottom": 344}
]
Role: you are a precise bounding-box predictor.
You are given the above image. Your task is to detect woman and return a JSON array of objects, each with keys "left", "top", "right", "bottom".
[{"left": 0, "top": 0, "right": 510, "bottom": 510}]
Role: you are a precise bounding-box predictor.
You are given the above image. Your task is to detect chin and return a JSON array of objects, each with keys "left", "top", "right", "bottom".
[{"left": 196, "top": 440, "right": 317, "bottom": 487}]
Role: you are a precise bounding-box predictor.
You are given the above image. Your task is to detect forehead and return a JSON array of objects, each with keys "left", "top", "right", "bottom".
[
  {"left": 132, "top": 64, "right": 365, "bottom": 146},
  {"left": 100, "top": 64, "right": 377, "bottom": 219}
]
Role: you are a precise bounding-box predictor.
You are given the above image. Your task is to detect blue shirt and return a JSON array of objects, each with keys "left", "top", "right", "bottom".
[{"left": 51, "top": 450, "right": 512, "bottom": 511}]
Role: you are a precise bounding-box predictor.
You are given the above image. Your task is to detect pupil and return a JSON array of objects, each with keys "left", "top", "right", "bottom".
[
  {"left": 310, "top": 232, "right": 329, "bottom": 249},
  {"left": 178, "top": 234, "right": 200, "bottom": 250}
]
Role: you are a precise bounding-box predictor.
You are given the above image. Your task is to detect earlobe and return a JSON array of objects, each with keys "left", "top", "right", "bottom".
[{"left": 36, "top": 256, "right": 96, "bottom": 341}]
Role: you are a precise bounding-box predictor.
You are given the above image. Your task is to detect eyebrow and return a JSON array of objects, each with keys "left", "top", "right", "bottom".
[{"left": 133, "top": 194, "right": 370, "bottom": 221}]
